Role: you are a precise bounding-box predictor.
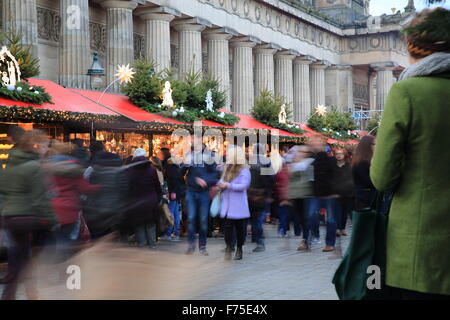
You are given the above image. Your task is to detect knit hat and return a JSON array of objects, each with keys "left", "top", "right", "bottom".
[
  {"left": 402, "top": 8, "right": 450, "bottom": 59},
  {"left": 133, "top": 148, "right": 147, "bottom": 158}
]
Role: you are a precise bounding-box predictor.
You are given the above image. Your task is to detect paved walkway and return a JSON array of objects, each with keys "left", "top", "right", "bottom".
[{"left": 0, "top": 223, "right": 350, "bottom": 300}]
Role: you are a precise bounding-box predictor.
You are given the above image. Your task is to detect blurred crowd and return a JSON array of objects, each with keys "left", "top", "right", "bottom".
[{"left": 0, "top": 124, "right": 376, "bottom": 300}]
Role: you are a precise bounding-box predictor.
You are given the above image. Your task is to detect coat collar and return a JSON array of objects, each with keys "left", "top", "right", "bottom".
[{"left": 399, "top": 52, "right": 450, "bottom": 81}]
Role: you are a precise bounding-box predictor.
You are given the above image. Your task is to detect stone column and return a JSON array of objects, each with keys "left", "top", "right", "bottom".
[
  {"left": 230, "top": 37, "right": 260, "bottom": 114},
  {"left": 293, "top": 56, "right": 314, "bottom": 122},
  {"left": 369, "top": 70, "right": 377, "bottom": 110},
  {"left": 325, "top": 64, "right": 353, "bottom": 111},
  {"left": 275, "top": 50, "right": 297, "bottom": 114},
  {"left": 203, "top": 27, "right": 237, "bottom": 110},
  {"left": 372, "top": 62, "right": 397, "bottom": 110},
  {"left": 59, "top": 0, "right": 91, "bottom": 89},
  {"left": 3, "top": 0, "right": 38, "bottom": 56},
  {"left": 254, "top": 44, "right": 280, "bottom": 96},
  {"left": 135, "top": 6, "right": 180, "bottom": 74},
  {"left": 173, "top": 18, "right": 212, "bottom": 79},
  {"left": 310, "top": 60, "right": 330, "bottom": 110},
  {"left": 100, "top": 0, "right": 137, "bottom": 93}
]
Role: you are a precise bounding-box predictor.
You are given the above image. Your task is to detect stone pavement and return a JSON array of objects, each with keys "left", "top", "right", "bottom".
[{"left": 0, "top": 222, "right": 350, "bottom": 300}]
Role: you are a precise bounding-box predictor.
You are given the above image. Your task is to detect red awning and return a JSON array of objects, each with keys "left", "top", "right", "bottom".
[
  {"left": 72, "top": 89, "right": 186, "bottom": 125},
  {"left": 0, "top": 79, "right": 118, "bottom": 116}
]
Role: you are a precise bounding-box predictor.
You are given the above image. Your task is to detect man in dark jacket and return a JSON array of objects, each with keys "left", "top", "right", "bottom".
[
  {"left": 248, "top": 143, "right": 275, "bottom": 252},
  {"left": 310, "top": 140, "right": 339, "bottom": 252},
  {"left": 83, "top": 148, "right": 128, "bottom": 239},
  {"left": 181, "top": 143, "right": 220, "bottom": 255}
]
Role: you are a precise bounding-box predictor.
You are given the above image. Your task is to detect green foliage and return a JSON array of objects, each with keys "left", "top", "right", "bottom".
[
  {"left": 166, "top": 70, "right": 226, "bottom": 111},
  {"left": 0, "top": 82, "right": 52, "bottom": 104},
  {"left": 251, "top": 90, "right": 303, "bottom": 135},
  {"left": 122, "top": 61, "right": 238, "bottom": 125},
  {"left": 366, "top": 116, "right": 381, "bottom": 136},
  {"left": 121, "top": 59, "right": 163, "bottom": 106},
  {"left": 0, "top": 30, "right": 40, "bottom": 79},
  {"left": 308, "top": 106, "right": 358, "bottom": 140},
  {"left": 251, "top": 90, "right": 291, "bottom": 123},
  {"left": 203, "top": 110, "right": 240, "bottom": 126}
]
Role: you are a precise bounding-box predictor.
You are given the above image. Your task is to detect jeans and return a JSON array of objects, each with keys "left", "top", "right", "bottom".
[
  {"left": 290, "top": 200, "right": 303, "bottom": 237},
  {"left": 166, "top": 200, "right": 181, "bottom": 237},
  {"left": 135, "top": 223, "right": 156, "bottom": 247},
  {"left": 186, "top": 190, "right": 210, "bottom": 249},
  {"left": 303, "top": 198, "right": 338, "bottom": 247},
  {"left": 251, "top": 209, "right": 265, "bottom": 246},
  {"left": 277, "top": 205, "right": 290, "bottom": 236}
]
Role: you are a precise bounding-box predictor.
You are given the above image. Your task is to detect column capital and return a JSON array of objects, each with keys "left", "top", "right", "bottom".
[
  {"left": 275, "top": 49, "right": 299, "bottom": 60},
  {"left": 254, "top": 43, "right": 281, "bottom": 54},
  {"left": 230, "top": 36, "right": 261, "bottom": 48},
  {"left": 203, "top": 27, "right": 238, "bottom": 41},
  {"left": 311, "top": 60, "right": 331, "bottom": 69},
  {"left": 294, "top": 55, "right": 316, "bottom": 65},
  {"left": 173, "top": 17, "right": 212, "bottom": 32},
  {"left": 135, "top": 6, "right": 181, "bottom": 21},
  {"left": 370, "top": 61, "right": 399, "bottom": 71},
  {"left": 99, "top": 0, "right": 137, "bottom": 10},
  {"left": 327, "top": 64, "right": 352, "bottom": 71}
]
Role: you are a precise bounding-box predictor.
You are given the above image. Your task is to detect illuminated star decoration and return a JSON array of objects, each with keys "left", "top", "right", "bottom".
[
  {"left": 115, "top": 64, "right": 135, "bottom": 84},
  {"left": 315, "top": 105, "right": 327, "bottom": 117}
]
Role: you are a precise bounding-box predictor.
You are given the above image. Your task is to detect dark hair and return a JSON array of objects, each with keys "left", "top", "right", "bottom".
[
  {"left": 402, "top": 8, "right": 450, "bottom": 59},
  {"left": 89, "top": 140, "right": 104, "bottom": 157},
  {"left": 160, "top": 148, "right": 171, "bottom": 161},
  {"left": 351, "top": 135, "right": 375, "bottom": 168}
]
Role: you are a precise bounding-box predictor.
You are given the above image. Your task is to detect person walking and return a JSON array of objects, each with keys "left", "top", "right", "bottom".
[
  {"left": 44, "top": 141, "right": 101, "bottom": 259},
  {"left": 351, "top": 135, "right": 376, "bottom": 210},
  {"left": 181, "top": 141, "right": 220, "bottom": 256},
  {"left": 287, "top": 145, "right": 317, "bottom": 251},
  {"left": 309, "top": 138, "right": 339, "bottom": 252},
  {"left": 247, "top": 143, "right": 275, "bottom": 253},
  {"left": 275, "top": 157, "right": 291, "bottom": 238},
  {"left": 370, "top": 8, "right": 450, "bottom": 299},
  {"left": 332, "top": 148, "right": 354, "bottom": 236},
  {"left": 159, "top": 149, "right": 183, "bottom": 241},
  {"left": 218, "top": 145, "right": 251, "bottom": 260},
  {"left": 126, "top": 148, "right": 162, "bottom": 249},
  {"left": 0, "top": 130, "right": 59, "bottom": 300}
]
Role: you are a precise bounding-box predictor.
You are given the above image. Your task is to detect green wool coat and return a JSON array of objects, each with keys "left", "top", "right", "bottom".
[
  {"left": 0, "top": 149, "right": 58, "bottom": 227},
  {"left": 370, "top": 73, "right": 450, "bottom": 295}
]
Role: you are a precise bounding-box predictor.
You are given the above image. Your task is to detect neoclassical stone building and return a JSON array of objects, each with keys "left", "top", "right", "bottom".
[{"left": 1, "top": 0, "right": 416, "bottom": 122}]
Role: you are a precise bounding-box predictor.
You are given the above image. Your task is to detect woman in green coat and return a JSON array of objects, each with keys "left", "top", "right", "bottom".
[
  {"left": 370, "top": 8, "right": 450, "bottom": 299},
  {"left": 0, "top": 129, "right": 58, "bottom": 300}
]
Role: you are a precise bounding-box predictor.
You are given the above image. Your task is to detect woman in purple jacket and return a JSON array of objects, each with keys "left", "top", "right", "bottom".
[{"left": 217, "top": 146, "right": 251, "bottom": 261}]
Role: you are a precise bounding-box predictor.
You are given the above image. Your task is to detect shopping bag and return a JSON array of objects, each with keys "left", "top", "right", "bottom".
[
  {"left": 332, "top": 192, "right": 401, "bottom": 300},
  {"left": 210, "top": 192, "right": 222, "bottom": 218}
]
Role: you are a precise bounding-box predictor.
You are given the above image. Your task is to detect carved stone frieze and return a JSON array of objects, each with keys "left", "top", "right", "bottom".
[{"left": 37, "top": 7, "right": 61, "bottom": 43}]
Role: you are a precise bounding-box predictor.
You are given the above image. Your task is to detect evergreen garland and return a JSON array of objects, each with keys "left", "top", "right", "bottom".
[
  {"left": 0, "top": 82, "right": 53, "bottom": 104},
  {"left": 307, "top": 106, "right": 359, "bottom": 140},
  {"left": 0, "top": 105, "right": 119, "bottom": 124}
]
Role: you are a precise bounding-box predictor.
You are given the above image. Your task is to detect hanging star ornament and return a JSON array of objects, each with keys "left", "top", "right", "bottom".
[
  {"left": 115, "top": 64, "right": 135, "bottom": 84},
  {"left": 316, "top": 105, "right": 327, "bottom": 117}
]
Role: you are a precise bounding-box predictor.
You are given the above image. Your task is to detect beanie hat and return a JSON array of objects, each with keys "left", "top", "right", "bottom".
[
  {"left": 133, "top": 148, "right": 147, "bottom": 158},
  {"left": 402, "top": 8, "right": 450, "bottom": 59}
]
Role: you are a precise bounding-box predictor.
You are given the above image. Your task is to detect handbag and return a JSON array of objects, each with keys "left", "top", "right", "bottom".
[
  {"left": 332, "top": 192, "right": 401, "bottom": 300},
  {"left": 210, "top": 191, "right": 222, "bottom": 218},
  {"left": 158, "top": 200, "right": 174, "bottom": 234}
]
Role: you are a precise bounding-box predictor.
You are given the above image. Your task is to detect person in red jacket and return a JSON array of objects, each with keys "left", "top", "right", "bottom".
[
  {"left": 44, "top": 141, "right": 101, "bottom": 255},
  {"left": 275, "top": 158, "right": 291, "bottom": 237}
]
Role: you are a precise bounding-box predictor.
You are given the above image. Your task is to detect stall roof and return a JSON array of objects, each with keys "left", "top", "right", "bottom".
[
  {"left": 72, "top": 89, "right": 186, "bottom": 125},
  {"left": 0, "top": 79, "right": 119, "bottom": 116},
  {"left": 234, "top": 113, "right": 302, "bottom": 137}
]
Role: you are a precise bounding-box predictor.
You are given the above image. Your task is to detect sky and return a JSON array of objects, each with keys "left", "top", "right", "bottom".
[{"left": 370, "top": 0, "right": 450, "bottom": 16}]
